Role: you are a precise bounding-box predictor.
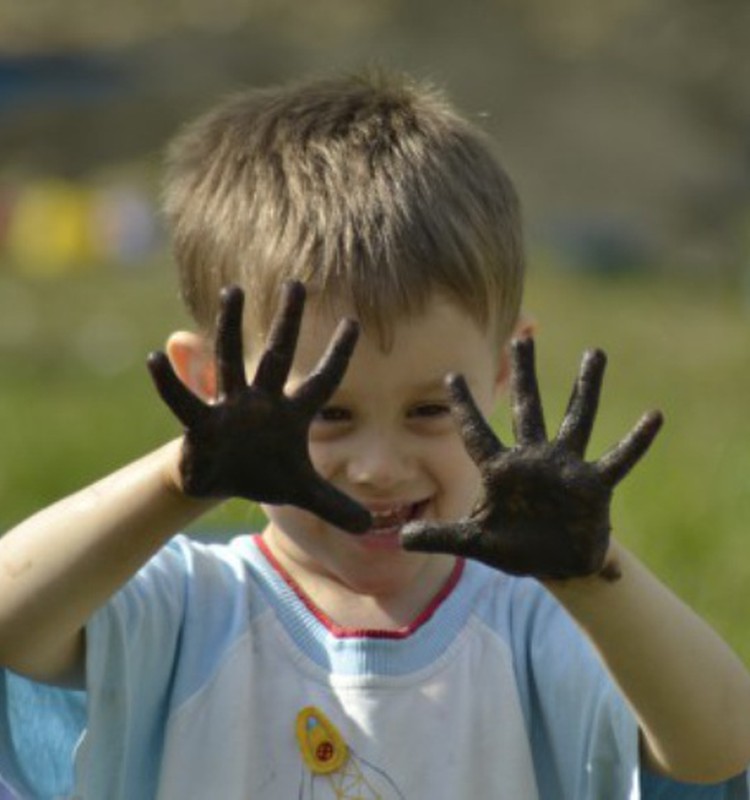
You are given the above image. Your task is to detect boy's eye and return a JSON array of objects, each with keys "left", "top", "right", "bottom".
[
  {"left": 409, "top": 403, "right": 452, "bottom": 419},
  {"left": 315, "top": 406, "right": 352, "bottom": 423}
]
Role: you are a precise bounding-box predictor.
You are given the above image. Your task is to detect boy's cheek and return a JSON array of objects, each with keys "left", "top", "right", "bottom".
[
  {"left": 307, "top": 441, "right": 339, "bottom": 479},
  {"left": 452, "top": 469, "right": 484, "bottom": 519},
  {"left": 308, "top": 420, "right": 345, "bottom": 445}
]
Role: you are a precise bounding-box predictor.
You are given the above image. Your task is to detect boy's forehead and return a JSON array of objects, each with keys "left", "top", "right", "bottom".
[
  {"left": 242, "top": 288, "right": 353, "bottom": 346},
  {"left": 245, "top": 289, "right": 504, "bottom": 368}
]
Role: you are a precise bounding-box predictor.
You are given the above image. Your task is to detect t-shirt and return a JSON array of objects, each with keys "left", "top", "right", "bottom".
[{"left": 1, "top": 534, "right": 746, "bottom": 798}]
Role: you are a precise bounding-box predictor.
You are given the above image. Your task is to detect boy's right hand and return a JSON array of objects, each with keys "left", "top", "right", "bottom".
[{"left": 146, "top": 281, "right": 372, "bottom": 534}]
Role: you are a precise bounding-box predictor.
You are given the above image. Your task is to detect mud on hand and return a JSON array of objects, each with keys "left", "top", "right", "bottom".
[
  {"left": 401, "top": 338, "right": 663, "bottom": 581},
  {"left": 147, "top": 281, "right": 372, "bottom": 534}
]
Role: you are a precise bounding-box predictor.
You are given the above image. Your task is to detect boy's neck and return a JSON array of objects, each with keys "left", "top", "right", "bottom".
[{"left": 259, "top": 526, "right": 459, "bottom": 633}]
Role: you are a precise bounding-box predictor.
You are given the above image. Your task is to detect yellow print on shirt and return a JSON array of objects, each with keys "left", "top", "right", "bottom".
[{"left": 295, "top": 706, "right": 405, "bottom": 800}]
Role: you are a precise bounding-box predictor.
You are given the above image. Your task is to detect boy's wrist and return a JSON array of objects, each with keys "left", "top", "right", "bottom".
[
  {"left": 160, "top": 438, "right": 190, "bottom": 497},
  {"left": 158, "top": 438, "right": 225, "bottom": 519},
  {"left": 541, "top": 539, "right": 623, "bottom": 595}
]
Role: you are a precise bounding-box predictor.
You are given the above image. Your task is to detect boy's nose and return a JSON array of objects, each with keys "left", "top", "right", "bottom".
[{"left": 346, "top": 433, "right": 415, "bottom": 490}]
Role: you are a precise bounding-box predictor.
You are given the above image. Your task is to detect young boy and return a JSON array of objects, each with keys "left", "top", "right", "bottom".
[{"left": 1, "top": 71, "right": 750, "bottom": 799}]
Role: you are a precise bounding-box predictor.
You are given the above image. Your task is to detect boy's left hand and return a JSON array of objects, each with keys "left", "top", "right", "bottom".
[{"left": 400, "top": 339, "right": 663, "bottom": 581}]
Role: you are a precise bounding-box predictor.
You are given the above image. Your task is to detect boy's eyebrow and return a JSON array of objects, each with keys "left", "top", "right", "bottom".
[{"left": 411, "top": 378, "right": 452, "bottom": 394}]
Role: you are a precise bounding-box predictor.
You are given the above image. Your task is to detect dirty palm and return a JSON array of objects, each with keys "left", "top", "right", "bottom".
[{"left": 149, "top": 281, "right": 663, "bottom": 580}]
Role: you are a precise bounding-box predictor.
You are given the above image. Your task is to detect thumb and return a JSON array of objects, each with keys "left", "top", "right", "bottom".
[
  {"left": 400, "top": 519, "right": 480, "bottom": 557},
  {"left": 297, "top": 476, "right": 372, "bottom": 534}
]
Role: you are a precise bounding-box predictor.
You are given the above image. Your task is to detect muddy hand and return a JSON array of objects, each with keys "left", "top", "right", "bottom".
[
  {"left": 401, "top": 339, "right": 663, "bottom": 580},
  {"left": 147, "top": 281, "right": 371, "bottom": 533}
]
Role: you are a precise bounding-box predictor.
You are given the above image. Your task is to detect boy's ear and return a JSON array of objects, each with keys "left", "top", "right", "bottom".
[
  {"left": 495, "top": 315, "right": 538, "bottom": 389},
  {"left": 165, "top": 331, "right": 217, "bottom": 401}
]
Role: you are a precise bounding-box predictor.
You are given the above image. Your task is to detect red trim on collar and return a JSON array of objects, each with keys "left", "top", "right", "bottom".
[{"left": 255, "top": 535, "right": 464, "bottom": 640}]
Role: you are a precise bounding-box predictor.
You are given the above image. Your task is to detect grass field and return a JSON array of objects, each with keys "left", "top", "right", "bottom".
[{"left": 1, "top": 260, "right": 749, "bottom": 661}]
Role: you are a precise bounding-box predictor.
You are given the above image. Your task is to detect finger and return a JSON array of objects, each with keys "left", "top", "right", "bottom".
[
  {"left": 253, "top": 280, "right": 306, "bottom": 394},
  {"left": 400, "top": 518, "right": 481, "bottom": 557},
  {"left": 596, "top": 410, "right": 664, "bottom": 486},
  {"left": 445, "top": 374, "right": 504, "bottom": 464},
  {"left": 215, "top": 285, "right": 247, "bottom": 397},
  {"left": 147, "top": 351, "right": 209, "bottom": 427},
  {"left": 296, "top": 475, "right": 372, "bottom": 533},
  {"left": 556, "top": 349, "right": 606, "bottom": 455},
  {"left": 292, "top": 319, "right": 360, "bottom": 413},
  {"left": 510, "top": 337, "right": 547, "bottom": 445}
]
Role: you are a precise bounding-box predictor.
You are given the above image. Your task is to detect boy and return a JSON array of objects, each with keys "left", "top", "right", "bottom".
[{"left": 1, "top": 70, "right": 750, "bottom": 798}]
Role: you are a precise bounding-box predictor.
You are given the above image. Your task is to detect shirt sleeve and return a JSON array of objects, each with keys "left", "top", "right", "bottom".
[
  {"left": 0, "top": 670, "right": 86, "bottom": 798},
  {"left": 507, "top": 577, "right": 749, "bottom": 800},
  {"left": 75, "top": 535, "right": 193, "bottom": 799},
  {"left": 0, "top": 537, "right": 192, "bottom": 799},
  {"left": 77, "top": 534, "right": 259, "bottom": 799},
  {"left": 507, "top": 577, "right": 639, "bottom": 798},
  {"left": 641, "top": 769, "right": 749, "bottom": 799}
]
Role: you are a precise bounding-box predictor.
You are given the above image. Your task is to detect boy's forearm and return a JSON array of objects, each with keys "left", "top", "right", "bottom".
[
  {"left": 0, "top": 439, "right": 217, "bottom": 683},
  {"left": 544, "top": 540, "right": 750, "bottom": 783}
]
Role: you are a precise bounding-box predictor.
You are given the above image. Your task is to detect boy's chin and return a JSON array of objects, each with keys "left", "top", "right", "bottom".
[{"left": 354, "top": 528, "right": 406, "bottom": 551}]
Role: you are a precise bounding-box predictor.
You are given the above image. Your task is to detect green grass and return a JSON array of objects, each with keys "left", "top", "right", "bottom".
[{"left": 1, "top": 259, "right": 749, "bottom": 661}]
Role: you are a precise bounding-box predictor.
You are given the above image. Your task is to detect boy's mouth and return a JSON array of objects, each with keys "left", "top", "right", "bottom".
[{"left": 365, "top": 501, "right": 428, "bottom": 535}]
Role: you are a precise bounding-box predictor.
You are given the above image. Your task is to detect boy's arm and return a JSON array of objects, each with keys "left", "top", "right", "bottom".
[
  {"left": 0, "top": 441, "right": 211, "bottom": 687},
  {"left": 402, "top": 340, "right": 750, "bottom": 783},
  {"left": 0, "top": 282, "right": 370, "bottom": 687},
  {"left": 546, "top": 539, "right": 750, "bottom": 783}
]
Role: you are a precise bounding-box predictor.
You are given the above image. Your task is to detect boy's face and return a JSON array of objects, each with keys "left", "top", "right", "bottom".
[{"left": 254, "top": 294, "right": 509, "bottom": 597}]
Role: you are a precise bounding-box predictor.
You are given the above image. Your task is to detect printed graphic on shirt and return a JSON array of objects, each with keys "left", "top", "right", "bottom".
[{"left": 296, "top": 706, "right": 405, "bottom": 799}]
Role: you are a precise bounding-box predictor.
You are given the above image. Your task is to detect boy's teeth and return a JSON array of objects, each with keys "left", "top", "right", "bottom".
[{"left": 370, "top": 504, "right": 416, "bottom": 530}]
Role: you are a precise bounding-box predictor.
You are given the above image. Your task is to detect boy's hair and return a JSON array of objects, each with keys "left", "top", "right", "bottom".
[{"left": 163, "top": 70, "right": 524, "bottom": 350}]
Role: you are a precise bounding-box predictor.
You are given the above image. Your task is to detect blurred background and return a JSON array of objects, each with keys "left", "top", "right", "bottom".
[{"left": 1, "top": 1, "right": 749, "bottom": 658}]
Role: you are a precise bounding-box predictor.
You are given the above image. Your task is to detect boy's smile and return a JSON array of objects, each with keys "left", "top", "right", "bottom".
[
  {"left": 353, "top": 499, "right": 431, "bottom": 552},
  {"left": 257, "top": 294, "right": 508, "bottom": 626}
]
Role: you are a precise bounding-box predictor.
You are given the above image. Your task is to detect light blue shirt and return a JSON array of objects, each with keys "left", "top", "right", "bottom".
[{"left": 0, "top": 535, "right": 746, "bottom": 798}]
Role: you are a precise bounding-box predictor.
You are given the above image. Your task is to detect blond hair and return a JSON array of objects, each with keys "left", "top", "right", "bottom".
[{"left": 163, "top": 70, "right": 524, "bottom": 350}]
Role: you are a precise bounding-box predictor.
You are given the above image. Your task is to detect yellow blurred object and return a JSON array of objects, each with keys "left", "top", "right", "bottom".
[{"left": 6, "top": 180, "right": 97, "bottom": 276}]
